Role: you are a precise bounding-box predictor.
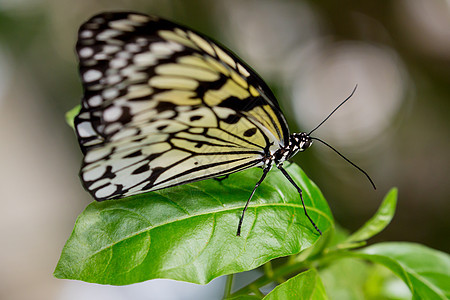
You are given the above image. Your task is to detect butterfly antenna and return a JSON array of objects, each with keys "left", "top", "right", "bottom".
[
  {"left": 310, "top": 137, "right": 376, "bottom": 190},
  {"left": 308, "top": 85, "right": 358, "bottom": 136}
]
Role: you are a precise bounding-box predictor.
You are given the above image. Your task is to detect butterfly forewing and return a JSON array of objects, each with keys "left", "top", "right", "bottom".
[{"left": 75, "top": 12, "right": 289, "bottom": 201}]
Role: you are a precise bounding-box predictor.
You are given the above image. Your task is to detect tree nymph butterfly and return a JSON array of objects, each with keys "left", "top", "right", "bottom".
[{"left": 74, "top": 12, "right": 375, "bottom": 236}]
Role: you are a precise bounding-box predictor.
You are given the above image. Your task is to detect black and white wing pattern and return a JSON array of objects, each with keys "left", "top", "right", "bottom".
[{"left": 74, "top": 12, "right": 290, "bottom": 201}]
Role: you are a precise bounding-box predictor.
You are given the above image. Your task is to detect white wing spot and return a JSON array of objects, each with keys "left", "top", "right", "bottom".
[
  {"left": 127, "top": 85, "right": 153, "bottom": 98},
  {"left": 79, "top": 47, "right": 94, "bottom": 58},
  {"left": 136, "top": 37, "right": 148, "bottom": 46},
  {"left": 134, "top": 52, "right": 157, "bottom": 66},
  {"left": 80, "top": 30, "right": 93, "bottom": 38},
  {"left": 117, "top": 51, "right": 132, "bottom": 59},
  {"left": 103, "top": 123, "right": 122, "bottom": 134},
  {"left": 121, "top": 67, "right": 147, "bottom": 81},
  {"left": 125, "top": 43, "right": 141, "bottom": 53},
  {"left": 103, "top": 45, "right": 121, "bottom": 54},
  {"left": 95, "top": 185, "right": 117, "bottom": 199},
  {"left": 104, "top": 106, "right": 123, "bottom": 122},
  {"left": 94, "top": 53, "right": 109, "bottom": 60},
  {"left": 88, "top": 178, "right": 111, "bottom": 191},
  {"left": 109, "top": 19, "right": 135, "bottom": 31},
  {"left": 110, "top": 58, "right": 127, "bottom": 69},
  {"left": 83, "top": 70, "right": 102, "bottom": 82},
  {"left": 102, "top": 88, "right": 119, "bottom": 99},
  {"left": 77, "top": 121, "right": 95, "bottom": 137},
  {"left": 167, "top": 41, "right": 184, "bottom": 52},
  {"left": 110, "top": 127, "right": 140, "bottom": 141},
  {"left": 88, "top": 95, "right": 103, "bottom": 107},
  {"left": 97, "top": 29, "right": 122, "bottom": 41},
  {"left": 128, "top": 14, "right": 151, "bottom": 23},
  {"left": 83, "top": 165, "right": 106, "bottom": 181},
  {"left": 106, "top": 74, "right": 122, "bottom": 85},
  {"left": 151, "top": 42, "right": 175, "bottom": 56},
  {"left": 85, "top": 147, "right": 112, "bottom": 163}
]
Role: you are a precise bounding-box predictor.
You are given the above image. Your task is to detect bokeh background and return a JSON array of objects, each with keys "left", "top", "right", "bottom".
[{"left": 0, "top": 0, "right": 448, "bottom": 299}]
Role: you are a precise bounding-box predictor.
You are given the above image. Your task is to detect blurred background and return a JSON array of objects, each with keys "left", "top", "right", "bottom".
[{"left": 0, "top": 0, "right": 448, "bottom": 299}]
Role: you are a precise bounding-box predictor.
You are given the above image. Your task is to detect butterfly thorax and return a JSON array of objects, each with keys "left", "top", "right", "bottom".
[{"left": 274, "top": 132, "right": 312, "bottom": 166}]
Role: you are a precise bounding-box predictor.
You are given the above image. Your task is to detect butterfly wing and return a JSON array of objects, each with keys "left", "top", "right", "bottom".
[{"left": 75, "top": 12, "right": 290, "bottom": 201}]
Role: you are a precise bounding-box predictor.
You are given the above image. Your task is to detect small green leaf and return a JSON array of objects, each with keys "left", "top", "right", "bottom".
[
  {"left": 65, "top": 105, "right": 81, "bottom": 129},
  {"left": 263, "top": 269, "right": 328, "bottom": 300},
  {"left": 351, "top": 242, "right": 450, "bottom": 299},
  {"left": 54, "top": 163, "right": 333, "bottom": 285},
  {"left": 344, "top": 188, "right": 397, "bottom": 245}
]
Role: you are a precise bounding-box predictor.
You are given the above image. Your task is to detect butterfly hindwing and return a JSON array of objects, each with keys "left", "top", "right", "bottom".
[{"left": 75, "top": 12, "right": 290, "bottom": 200}]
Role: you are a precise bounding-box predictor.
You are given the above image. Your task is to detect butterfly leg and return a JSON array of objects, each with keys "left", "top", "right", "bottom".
[
  {"left": 236, "top": 166, "right": 271, "bottom": 236},
  {"left": 277, "top": 165, "right": 322, "bottom": 235},
  {"left": 213, "top": 174, "right": 230, "bottom": 182}
]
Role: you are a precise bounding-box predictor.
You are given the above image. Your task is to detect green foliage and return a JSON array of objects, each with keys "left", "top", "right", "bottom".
[
  {"left": 354, "top": 243, "right": 450, "bottom": 299},
  {"left": 263, "top": 269, "right": 328, "bottom": 300},
  {"left": 55, "top": 163, "right": 332, "bottom": 285},
  {"left": 55, "top": 165, "right": 450, "bottom": 299}
]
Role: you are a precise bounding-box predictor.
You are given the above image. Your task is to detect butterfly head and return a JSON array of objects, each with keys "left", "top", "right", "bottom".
[
  {"left": 275, "top": 132, "right": 313, "bottom": 164},
  {"left": 292, "top": 132, "right": 313, "bottom": 151},
  {"left": 287, "top": 132, "right": 313, "bottom": 160}
]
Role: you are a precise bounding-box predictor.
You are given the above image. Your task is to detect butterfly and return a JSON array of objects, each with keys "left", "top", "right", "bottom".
[{"left": 74, "top": 12, "right": 374, "bottom": 236}]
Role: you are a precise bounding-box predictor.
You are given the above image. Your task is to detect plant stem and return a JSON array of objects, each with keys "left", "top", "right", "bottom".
[
  {"left": 249, "top": 284, "right": 265, "bottom": 298},
  {"left": 263, "top": 261, "right": 274, "bottom": 279},
  {"left": 223, "top": 274, "right": 233, "bottom": 299}
]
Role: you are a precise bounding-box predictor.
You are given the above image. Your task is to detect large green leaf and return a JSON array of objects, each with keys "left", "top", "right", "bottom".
[
  {"left": 351, "top": 242, "right": 450, "bottom": 299},
  {"left": 54, "top": 163, "right": 333, "bottom": 285},
  {"left": 263, "top": 269, "right": 328, "bottom": 300}
]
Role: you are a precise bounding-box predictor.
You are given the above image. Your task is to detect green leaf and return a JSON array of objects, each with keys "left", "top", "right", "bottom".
[
  {"left": 341, "top": 188, "right": 397, "bottom": 247},
  {"left": 319, "top": 256, "right": 411, "bottom": 299},
  {"left": 65, "top": 105, "right": 80, "bottom": 129},
  {"left": 351, "top": 242, "right": 450, "bottom": 299},
  {"left": 54, "top": 163, "right": 333, "bottom": 285},
  {"left": 263, "top": 269, "right": 328, "bottom": 300},
  {"left": 319, "top": 257, "right": 370, "bottom": 300}
]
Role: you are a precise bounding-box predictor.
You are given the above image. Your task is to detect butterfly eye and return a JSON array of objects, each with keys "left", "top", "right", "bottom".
[{"left": 300, "top": 139, "right": 312, "bottom": 150}]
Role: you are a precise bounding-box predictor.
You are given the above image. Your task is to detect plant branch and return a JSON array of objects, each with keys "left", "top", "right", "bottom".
[
  {"left": 230, "top": 245, "right": 349, "bottom": 297},
  {"left": 223, "top": 274, "right": 233, "bottom": 299}
]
